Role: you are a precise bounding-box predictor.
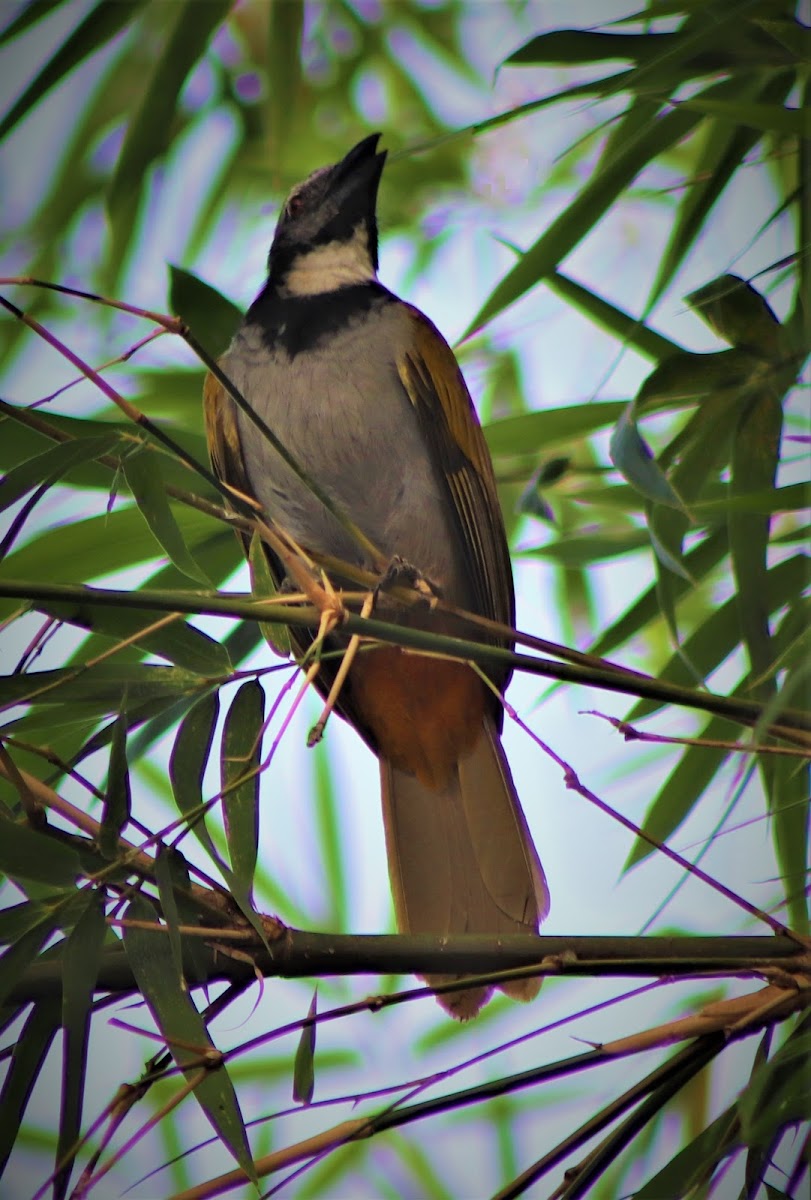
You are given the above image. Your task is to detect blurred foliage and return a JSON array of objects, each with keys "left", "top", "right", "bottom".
[{"left": 0, "top": 1, "right": 809, "bottom": 1198}]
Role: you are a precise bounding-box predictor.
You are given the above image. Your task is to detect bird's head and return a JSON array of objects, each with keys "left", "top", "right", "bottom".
[{"left": 267, "top": 133, "right": 387, "bottom": 296}]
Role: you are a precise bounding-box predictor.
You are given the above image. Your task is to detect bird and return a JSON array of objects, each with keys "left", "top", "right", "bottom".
[{"left": 203, "top": 133, "right": 549, "bottom": 1018}]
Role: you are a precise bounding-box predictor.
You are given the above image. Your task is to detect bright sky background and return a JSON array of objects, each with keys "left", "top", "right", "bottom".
[{"left": 0, "top": 2, "right": 802, "bottom": 1195}]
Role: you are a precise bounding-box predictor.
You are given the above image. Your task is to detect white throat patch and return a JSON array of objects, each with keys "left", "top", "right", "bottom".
[{"left": 284, "top": 224, "right": 376, "bottom": 295}]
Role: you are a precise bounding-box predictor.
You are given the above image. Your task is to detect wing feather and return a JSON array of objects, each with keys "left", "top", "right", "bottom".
[{"left": 397, "top": 309, "right": 515, "bottom": 688}]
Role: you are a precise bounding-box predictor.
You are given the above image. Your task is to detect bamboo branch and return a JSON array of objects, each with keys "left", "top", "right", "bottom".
[
  {"left": 8, "top": 931, "right": 807, "bottom": 1005},
  {"left": 1, "top": 577, "right": 808, "bottom": 738}
]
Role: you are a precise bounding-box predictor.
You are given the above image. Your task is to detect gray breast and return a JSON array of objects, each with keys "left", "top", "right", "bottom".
[{"left": 221, "top": 306, "right": 470, "bottom": 604}]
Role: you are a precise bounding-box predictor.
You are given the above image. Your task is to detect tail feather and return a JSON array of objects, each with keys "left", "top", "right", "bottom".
[{"left": 380, "top": 717, "right": 548, "bottom": 1019}]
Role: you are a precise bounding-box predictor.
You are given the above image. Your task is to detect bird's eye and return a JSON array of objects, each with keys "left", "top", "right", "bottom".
[{"left": 286, "top": 193, "right": 305, "bottom": 218}]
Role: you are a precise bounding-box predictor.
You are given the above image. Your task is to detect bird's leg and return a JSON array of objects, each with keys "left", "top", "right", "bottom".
[
  {"left": 307, "top": 587, "right": 375, "bottom": 748},
  {"left": 307, "top": 558, "right": 439, "bottom": 747}
]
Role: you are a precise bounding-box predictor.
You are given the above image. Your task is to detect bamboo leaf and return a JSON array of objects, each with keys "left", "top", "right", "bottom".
[
  {"left": 629, "top": 555, "right": 809, "bottom": 721},
  {"left": 0, "top": 662, "right": 209, "bottom": 713},
  {"left": 465, "top": 81, "right": 730, "bottom": 335},
  {"left": 729, "top": 388, "right": 784, "bottom": 691},
  {"left": 55, "top": 889, "right": 106, "bottom": 1200},
  {"left": 545, "top": 270, "right": 681, "bottom": 362},
  {"left": 154, "top": 845, "right": 209, "bottom": 987},
  {"left": 0, "top": 0, "right": 147, "bottom": 141},
  {"left": 0, "top": 916, "right": 57, "bottom": 1009},
  {"left": 0, "top": 998, "right": 61, "bottom": 1177},
  {"left": 739, "top": 1017, "right": 811, "bottom": 1145},
  {"left": 505, "top": 29, "right": 678, "bottom": 67},
  {"left": 636, "top": 1105, "right": 740, "bottom": 1198},
  {"left": 609, "top": 405, "right": 684, "bottom": 508},
  {"left": 636, "top": 349, "right": 759, "bottom": 412},
  {"left": 221, "top": 681, "right": 264, "bottom": 899},
  {"left": 625, "top": 705, "right": 744, "bottom": 870},
  {"left": 123, "top": 451, "right": 212, "bottom": 585},
  {"left": 0, "top": 505, "right": 220, "bottom": 618},
  {"left": 313, "top": 742, "right": 347, "bottom": 929},
  {"left": 485, "top": 402, "right": 627, "bottom": 458},
  {"left": 249, "top": 533, "right": 292, "bottom": 656},
  {"left": 35, "top": 595, "right": 233, "bottom": 676},
  {"left": 588, "top": 528, "right": 728, "bottom": 659},
  {"left": 0, "top": 434, "right": 118, "bottom": 515},
  {"left": 122, "top": 895, "right": 256, "bottom": 1184},
  {"left": 169, "top": 266, "right": 243, "bottom": 360},
  {"left": 0, "top": 814, "right": 80, "bottom": 889},
  {"left": 292, "top": 990, "right": 317, "bottom": 1105},
  {"left": 107, "top": 0, "right": 233, "bottom": 263},
  {"left": 687, "top": 274, "right": 784, "bottom": 357},
  {"left": 0, "top": 0, "right": 71, "bottom": 48},
  {"left": 648, "top": 73, "right": 795, "bottom": 310},
  {"left": 675, "top": 95, "right": 811, "bottom": 138},
  {"left": 0, "top": 900, "right": 54, "bottom": 945},
  {"left": 770, "top": 751, "right": 810, "bottom": 936},
  {"left": 169, "top": 690, "right": 222, "bottom": 866},
  {"left": 99, "top": 710, "right": 131, "bottom": 859},
  {"left": 519, "top": 529, "right": 651, "bottom": 565},
  {"left": 647, "top": 504, "right": 693, "bottom": 584}
]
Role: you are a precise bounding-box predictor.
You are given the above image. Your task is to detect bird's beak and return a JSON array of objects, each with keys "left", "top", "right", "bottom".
[{"left": 330, "top": 133, "right": 387, "bottom": 199}]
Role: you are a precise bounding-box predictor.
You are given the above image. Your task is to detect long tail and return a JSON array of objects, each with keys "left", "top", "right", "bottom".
[{"left": 380, "top": 716, "right": 549, "bottom": 1019}]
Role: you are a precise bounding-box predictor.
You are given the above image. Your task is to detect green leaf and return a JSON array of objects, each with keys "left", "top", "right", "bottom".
[
  {"left": 0, "top": 814, "right": 80, "bottom": 888},
  {"left": 0, "top": 504, "right": 221, "bottom": 619},
  {"left": 154, "top": 845, "right": 209, "bottom": 986},
  {"left": 0, "top": 662, "right": 209, "bottom": 714},
  {"left": 519, "top": 529, "right": 651, "bottom": 565},
  {"left": 169, "top": 266, "right": 244, "bottom": 361},
  {"left": 35, "top": 594, "right": 233, "bottom": 676},
  {"left": 648, "top": 72, "right": 794, "bottom": 311},
  {"left": 505, "top": 29, "right": 678, "bottom": 67},
  {"left": 123, "top": 451, "right": 212, "bottom": 585},
  {"left": 0, "top": 915, "right": 57, "bottom": 1009},
  {"left": 609, "top": 405, "right": 684, "bottom": 509},
  {"left": 485, "top": 401, "right": 627, "bottom": 457},
  {"left": 589, "top": 527, "right": 728, "bottom": 659},
  {"left": 688, "top": 274, "right": 786, "bottom": 357},
  {"left": 691, "top": 481, "right": 811, "bottom": 518},
  {"left": 465, "top": 80, "right": 727, "bottom": 335},
  {"left": 313, "top": 741, "right": 347, "bottom": 929},
  {"left": 292, "top": 990, "right": 318, "bottom": 1106},
  {"left": 636, "top": 1105, "right": 740, "bottom": 1198},
  {"left": 249, "top": 533, "right": 292, "bottom": 656},
  {"left": 0, "top": 0, "right": 71, "bottom": 47},
  {"left": 729, "top": 388, "right": 784, "bottom": 692},
  {"left": 0, "top": 997, "right": 61, "bottom": 1177},
  {"left": 0, "top": 400, "right": 216, "bottom": 499},
  {"left": 635, "top": 348, "right": 759, "bottom": 412},
  {"left": 169, "top": 690, "right": 223, "bottom": 865},
  {"left": 646, "top": 504, "right": 694, "bottom": 584},
  {"left": 739, "top": 1018, "right": 811, "bottom": 1146},
  {"left": 624, "top": 704, "right": 745, "bottom": 870},
  {"left": 100, "top": 711, "right": 131, "bottom": 859},
  {"left": 221, "top": 681, "right": 264, "bottom": 898},
  {"left": 545, "top": 271, "right": 682, "bottom": 362},
  {"left": 0, "top": 900, "right": 54, "bottom": 945},
  {"left": 153, "top": 845, "right": 188, "bottom": 987},
  {"left": 122, "top": 895, "right": 256, "bottom": 1184},
  {"left": 106, "top": 0, "right": 233, "bottom": 263},
  {"left": 629, "top": 554, "right": 809, "bottom": 721},
  {"left": 0, "top": 0, "right": 147, "bottom": 141},
  {"left": 675, "top": 95, "right": 811, "bottom": 138},
  {"left": 770, "top": 750, "right": 810, "bottom": 936},
  {"left": 0, "top": 434, "right": 118, "bottom": 515},
  {"left": 55, "top": 889, "right": 106, "bottom": 1200}
]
